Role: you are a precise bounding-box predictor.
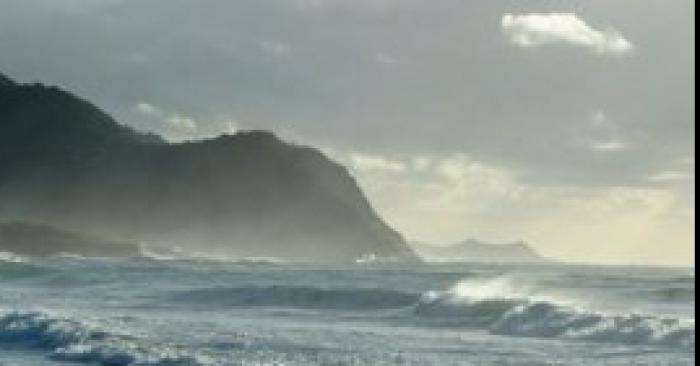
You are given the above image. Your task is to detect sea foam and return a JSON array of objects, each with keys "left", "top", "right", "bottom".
[
  {"left": 0, "top": 251, "right": 28, "bottom": 263},
  {"left": 414, "top": 277, "right": 695, "bottom": 350},
  {"left": 0, "top": 310, "right": 212, "bottom": 365}
]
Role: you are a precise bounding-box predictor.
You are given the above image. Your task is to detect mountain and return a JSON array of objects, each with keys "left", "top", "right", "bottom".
[
  {"left": 0, "top": 73, "right": 418, "bottom": 262},
  {"left": 0, "top": 222, "right": 140, "bottom": 257},
  {"left": 411, "top": 238, "right": 545, "bottom": 263}
]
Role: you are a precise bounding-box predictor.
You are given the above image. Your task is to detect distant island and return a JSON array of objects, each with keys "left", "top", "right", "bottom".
[
  {"left": 0, "top": 73, "right": 419, "bottom": 262},
  {"left": 0, "top": 222, "right": 140, "bottom": 258},
  {"left": 410, "top": 238, "right": 546, "bottom": 263}
]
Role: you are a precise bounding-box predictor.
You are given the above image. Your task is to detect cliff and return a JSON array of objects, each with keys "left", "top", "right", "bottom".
[{"left": 0, "top": 73, "right": 418, "bottom": 262}]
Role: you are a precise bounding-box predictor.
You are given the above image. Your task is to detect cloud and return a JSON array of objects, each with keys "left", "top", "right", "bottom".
[
  {"left": 410, "top": 156, "right": 432, "bottom": 171},
  {"left": 167, "top": 115, "right": 197, "bottom": 131},
  {"left": 348, "top": 152, "right": 407, "bottom": 173},
  {"left": 334, "top": 148, "right": 692, "bottom": 265},
  {"left": 0, "top": 0, "right": 692, "bottom": 265},
  {"left": 135, "top": 102, "right": 160, "bottom": 116},
  {"left": 135, "top": 102, "right": 196, "bottom": 131},
  {"left": 134, "top": 102, "right": 197, "bottom": 141},
  {"left": 648, "top": 171, "right": 692, "bottom": 183},
  {"left": 590, "top": 140, "right": 630, "bottom": 152},
  {"left": 501, "top": 13, "right": 633, "bottom": 55}
]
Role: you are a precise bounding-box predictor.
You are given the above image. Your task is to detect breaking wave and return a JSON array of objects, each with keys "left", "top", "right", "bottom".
[
  {"left": 138, "top": 244, "right": 286, "bottom": 265},
  {"left": 413, "top": 278, "right": 695, "bottom": 350},
  {"left": 0, "top": 250, "right": 28, "bottom": 263},
  {"left": 168, "top": 278, "right": 694, "bottom": 350},
  {"left": 0, "top": 310, "right": 212, "bottom": 365},
  {"left": 2, "top": 259, "right": 694, "bottom": 358},
  {"left": 490, "top": 301, "right": 694, "bottom": 348}
]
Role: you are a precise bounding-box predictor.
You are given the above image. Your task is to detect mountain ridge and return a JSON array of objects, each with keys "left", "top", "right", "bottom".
[
  {"left": 411, "top": 238, "right": 546, "bottom": 263},
  {"left": 0, "top": 73, "right": 419, "bottom": 262}
]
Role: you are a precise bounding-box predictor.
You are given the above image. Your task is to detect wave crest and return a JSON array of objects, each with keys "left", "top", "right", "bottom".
[
  {"left": 0, "top": 251, "right": 29, "bottom": 263},
  {"left": 0, "top": 310, "right": 212, "bottom": 365},
  {"left": 413, "top": 278, "right": 695, "bottom": 350},
  {"left": 492, "top": 301, "right": 694, "bottom": 348}
]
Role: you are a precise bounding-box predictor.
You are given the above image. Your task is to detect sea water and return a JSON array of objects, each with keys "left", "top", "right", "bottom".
[{"left": 0, "top": 254, "right": 694, "bottom": 365}]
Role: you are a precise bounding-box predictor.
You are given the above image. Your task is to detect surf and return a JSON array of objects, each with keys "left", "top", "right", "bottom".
[
  {"left": 0, "top": 310, "right": 212, "bottom": 365},
  {"left": 413, "top": 277, "right": 695, "bottom": 349}
]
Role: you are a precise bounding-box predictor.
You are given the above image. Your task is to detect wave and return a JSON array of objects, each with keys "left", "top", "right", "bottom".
[
  {"left": 137, "top": 243, "right": 185, "bottom": 261},
  {"left": 170, "top": 286, "right": 419, "bottom": 310},
  {"left": 0, "top": 310, "right": 212, "bottom": 365},
  {"left": 226, "top": 257, "right": 287, "bottom": 265},
  {"left": 490, "top": 301, "right": 694, "bottom": 348},
  {"left": 138, "top": 244, "right": 286, "bottom": 265},
  {"left": 0, "top": 256, "right": 47, "bottom": 280},
  {"left": 169, "top": 280, "right": 693, "bottom": 349},
  {"left": 413, "top": 278, "right": 695, "bottom": 350},
  {"left": 0, "top": 250, "right": 29, "bottom": 263},
  {"left": 167, "top": 275, "right": 694, "bottom": 349},
  {"left": 646, "top": 287, "right": 695, "bottom": 302}
]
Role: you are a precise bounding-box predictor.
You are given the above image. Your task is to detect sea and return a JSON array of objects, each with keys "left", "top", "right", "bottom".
[{"left": 0, "top": 253, "right": 694, "bottom": 365}]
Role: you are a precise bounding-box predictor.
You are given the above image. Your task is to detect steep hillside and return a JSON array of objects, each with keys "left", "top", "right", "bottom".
[{"left": 0, "top": 73, "right": 418, "bottom": 262}]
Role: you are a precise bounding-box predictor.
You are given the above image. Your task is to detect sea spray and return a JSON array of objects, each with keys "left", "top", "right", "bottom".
[{"left": 413, "top": 277, "right": 695, "bottom": 349}]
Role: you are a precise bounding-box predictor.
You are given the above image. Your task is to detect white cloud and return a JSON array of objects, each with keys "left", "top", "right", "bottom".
[
  {"left": 135, "top": 103, "right": 197, "bottom": 131},
  {"left": 411, "top": 156, "right": 432, "bottom": 171},
  {"left": 323, "top": 147, "right": 693, "bottom": 265},
  {"left": 167, "top": 115, "right": 197, "bottom": 131},
  {"left": 434, "top": 154, "right": 523, "bottom": 203},
  {"left": 135, "top": 102, "right": 161, "bottom": 116},
  {"left": 134, "top": 102, "right": 198, "bottom": 141},
  {"left": 501, "top": 13, "right": 633, "bottom": 55},
  {"left": 349, "top": 152, "right": 407, "bottom": 173},
  {"left": 648, "top": 171, "right": 692, "bottom": 182},
  {"left": 590, "top": 140, "right": 630, "bottom": 152}
]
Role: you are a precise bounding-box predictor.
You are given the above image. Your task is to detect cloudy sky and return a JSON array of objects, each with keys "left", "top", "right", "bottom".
[{"left": 1, "top": 0, "right": 694, "bottom": 265}]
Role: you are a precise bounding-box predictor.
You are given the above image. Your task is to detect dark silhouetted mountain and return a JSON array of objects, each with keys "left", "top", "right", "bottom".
[
  {"left": 0, "top": 73, "right": 418, "bottom": 262},
  {"left": 410, "top": 238, "right": 545, "bottom": 263},
  {"left": 0, "top": 73, "right": 15, "bottom": 87},
  {"left": 0, "top": 222, "right": 140, "bottom": 257}
]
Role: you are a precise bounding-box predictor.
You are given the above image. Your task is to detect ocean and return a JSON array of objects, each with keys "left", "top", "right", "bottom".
[{"left": 0, "top": 254, "right": 694, "bottom": 365}]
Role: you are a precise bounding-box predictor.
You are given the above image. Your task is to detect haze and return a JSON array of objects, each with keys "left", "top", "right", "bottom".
[{"left": 0, "top": 0, "right": 693, "bottom": 266}]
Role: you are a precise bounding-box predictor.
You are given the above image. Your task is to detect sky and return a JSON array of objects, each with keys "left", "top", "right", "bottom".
[{"left": 0, "top": 0, "right": 694, "bottom": 265}]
